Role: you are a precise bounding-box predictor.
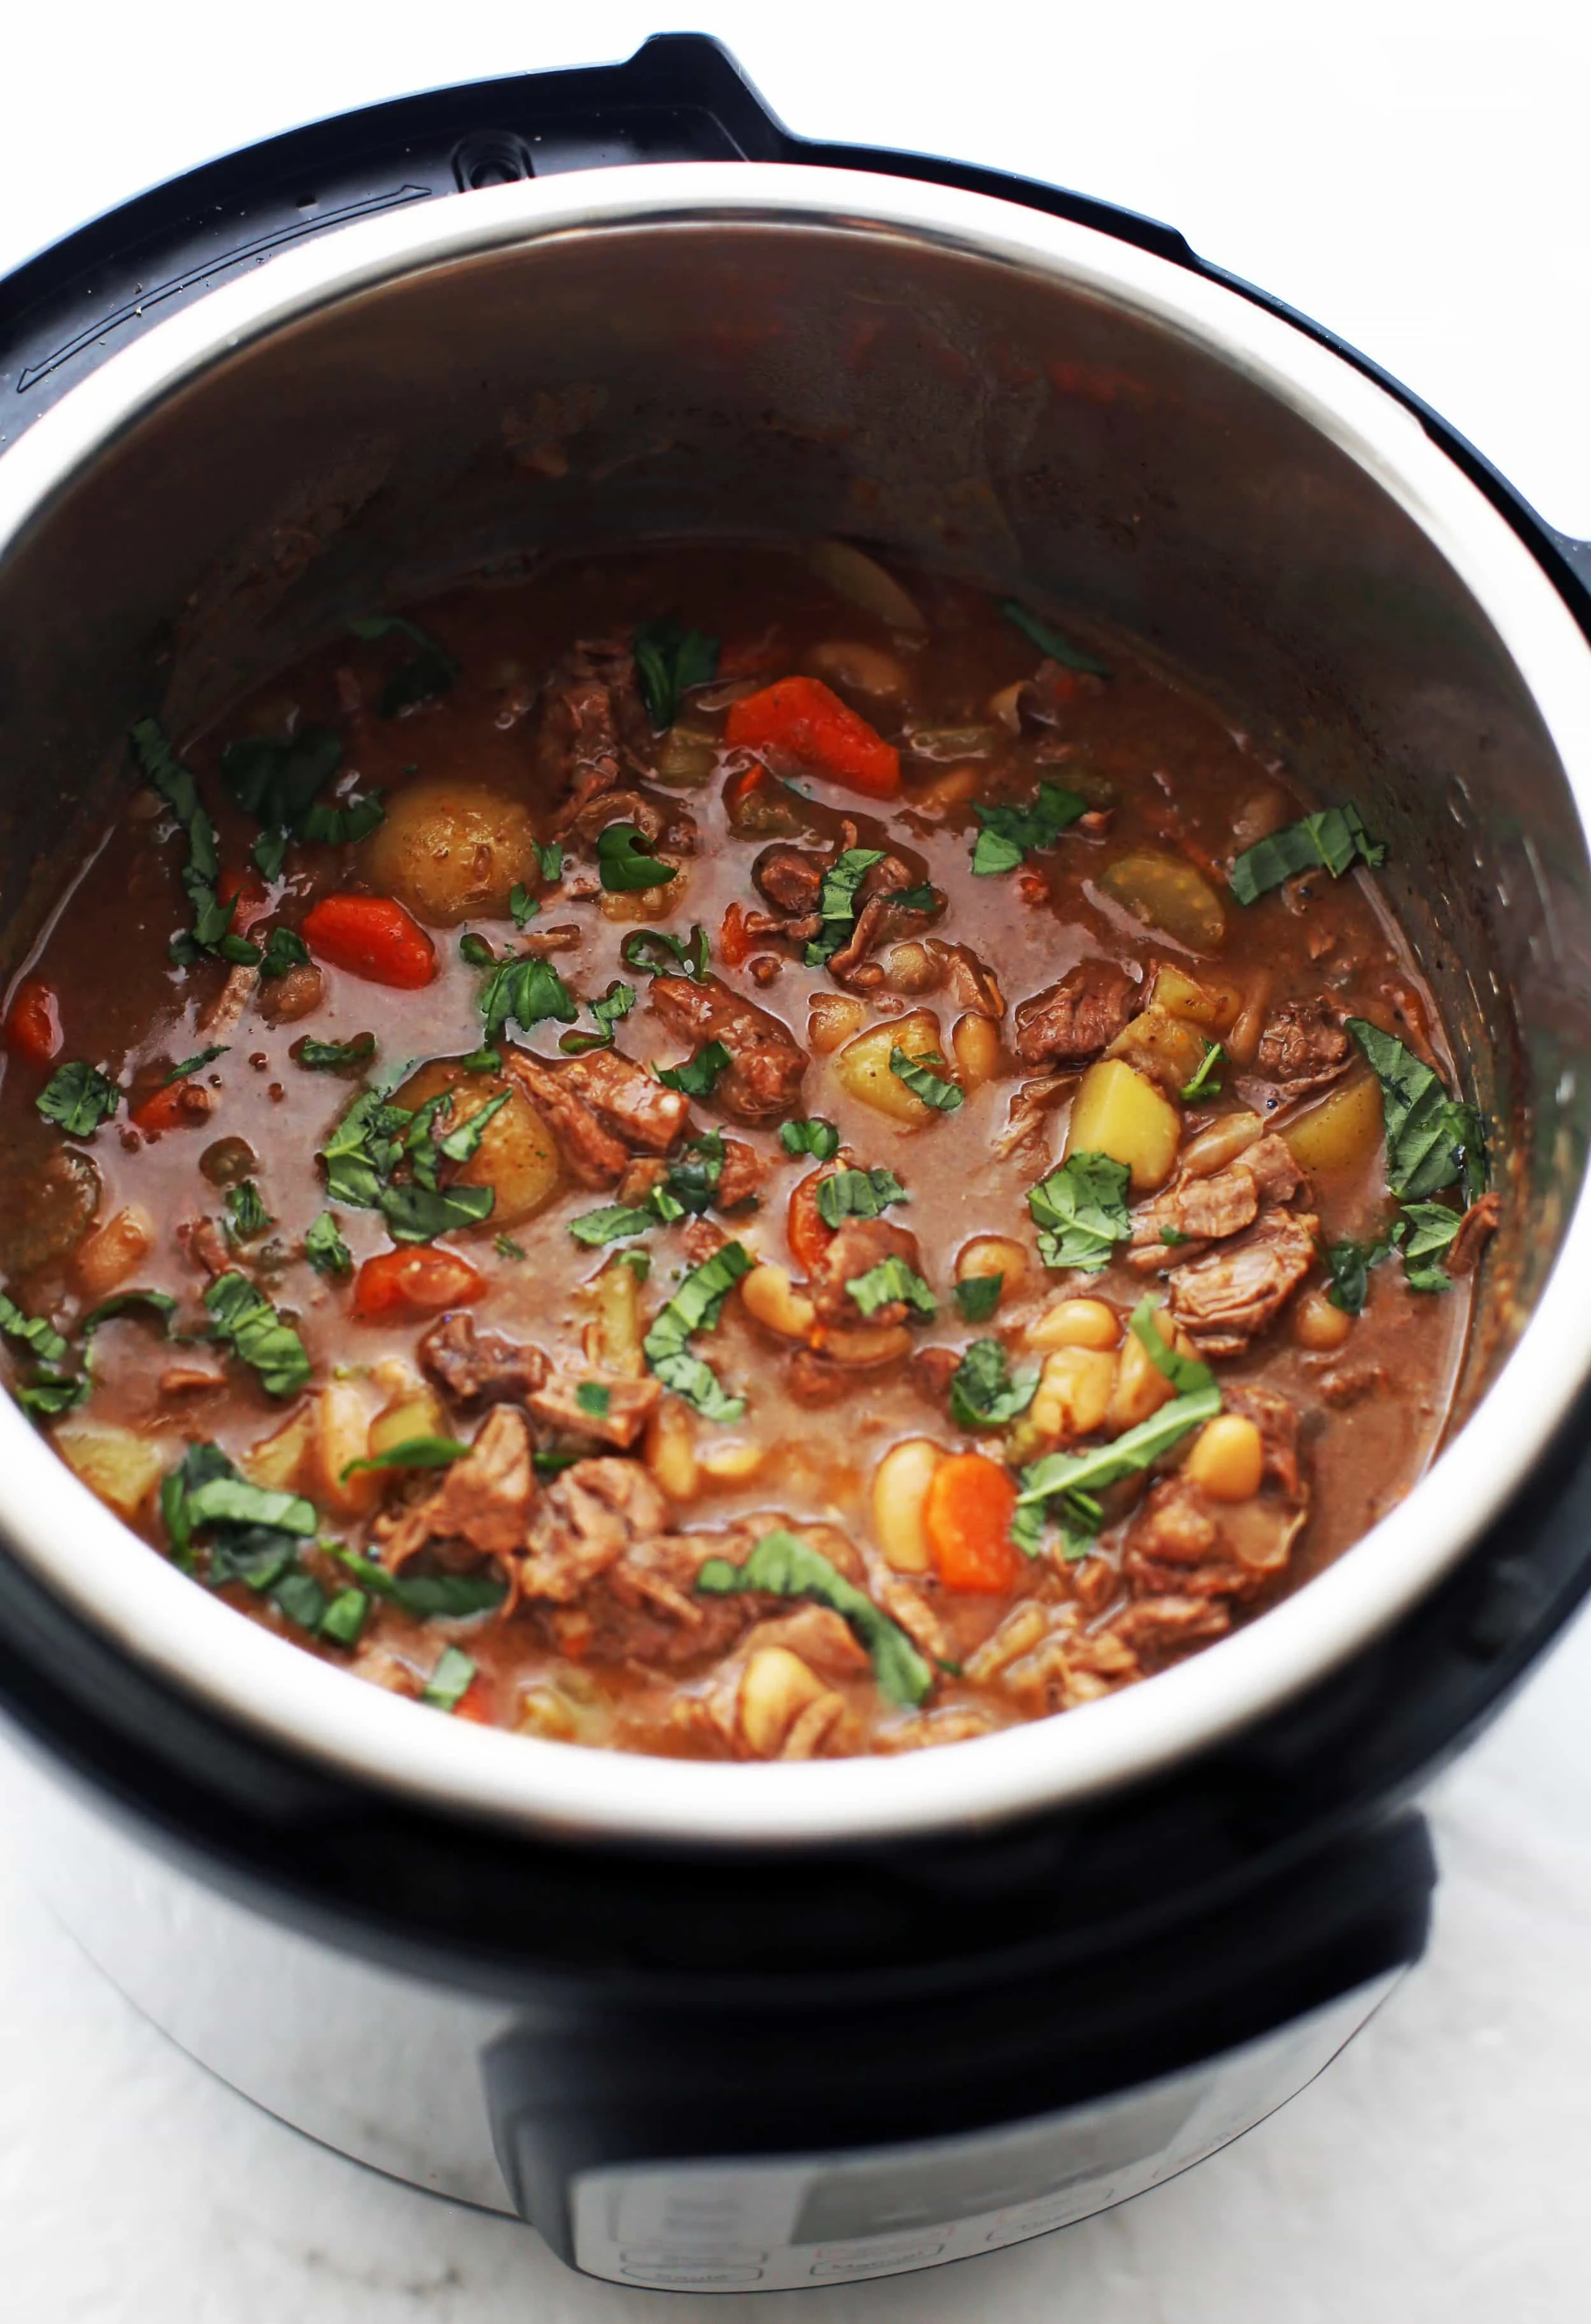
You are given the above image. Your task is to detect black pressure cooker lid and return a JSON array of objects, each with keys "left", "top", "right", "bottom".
[{"left": 3, "top": 32, "right": 1591, "bottom": 2005}]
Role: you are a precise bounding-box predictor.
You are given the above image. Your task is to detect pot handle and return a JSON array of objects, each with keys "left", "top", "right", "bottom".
[
  {"left": 0, "top": 32, "right": 1193, "bottom": 445},
  {"left": 482, "top": 1812, "right": 1433, "bottom": 2288}
]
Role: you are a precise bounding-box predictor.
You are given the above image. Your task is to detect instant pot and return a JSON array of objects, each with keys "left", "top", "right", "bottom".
[{"left": 3, "top": 33, "right": 1591, "bottom": 2293}]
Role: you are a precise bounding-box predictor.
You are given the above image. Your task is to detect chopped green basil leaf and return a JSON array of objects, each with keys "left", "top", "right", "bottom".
[
  {"left": 596, "top": 822, "right": 678, "bottom": 894},
  {"left": 0, "top": 1292, "right": 70, "bottom": 1369},
  {"left": 815, "top": 1167, "right": 908, "bottom": 1229},
  {"left": 1230, "top": 805, "right": 1387, "bottom": 905},
  {"left": 458, "top": 932, "right": 496, "bottom": 969},
  {"left": 1180, "top": 1041, "right": 1224, "bottom": 1101},
  {"left": 185, "top": 1475, "right": 316, "bottom": 1534},
  {"left": 536, "top": 840, "right": 563, "bottom": 884},
  {"left": 576, "top": 1382, "right": 612, "bottom": 1419},
  {"left": 319, "top": 1588, "right": 370, "bottom": 1648},
  {"left": 971, "top": 780, "right": 1089, "bottom": 877},
  {"left": 846, "top": 1255, "right": 937, "bottom": 1320},
  {"left": 1014, "top": 1382, "right": 1223, "bottom": 1550},
  {"left": 620, "top": 923, "right": 711, "bottom": 979},
  {"left": 1348, "top": 1019, "right": 1487, "bottom": 1202},
  {"left": 950, "top": 1337, "right": 1038, "bottom": 1429},
  {"left": 1397, "top": 1201, "right": 1461, "bottom": 1294},
  {"left": 225, "top": 1180, "right": 272, "bottom": 1241},
  {"left": 1027, "top": 1150, "right": 1132, "bottom": 1272},
  {"left": 805, "top": 847, "right": 885, "bottom": 967},
  {"left": 340, "top": 1434, "right": 470, "bottom": 1481},
  {"left": 1002, "top": 598, "right": 1111, "bottom": 676},
  {"left": 780, "top": 1116, "right": 840, "bottom": 1161},
  {"left": 37, "top": 1060, "right": 120, "bottom": 1139},
  {"left": 328, "top": 1543, "right": 505, "bottom": 1619},
  {"left": 260, "top": 927, "right": 312, "bottom": 980},
  {"left": 477, "top": 955, "right": 579, "bottom": 1043},
  {"left": 642, "top": 1241, "right": 752, "bottom": 1421},
  {"left": 952, "top": 1273, "right": 1004, "bottom": 1323},
  {"left": 162, "top": 1046, "right": 227, "bottom": 1085},
  {"left": 304, "top": 1212, "right": 353, "bottom": 1278},
  {"left": 633, "top": 617, "right": 720, "bottom": 731},
  {"left": 560, "top": 981, "right": 638, "bottom": 1055},
  {"left": 349, "top": 614, "right": 459, "bottom": 717},
  {"left": 296, "top": 1032, "right": 377, "bottom": 1072},
  {"left": 422, "top": 1645, "right": 477, "bottom": 1712},
  {"left": 78, "top": 1288, "right": 179, "bottom": 1338},
  {"left": 132, "top": 718, "right": 262, "bottom": 970},
  {"left": 1128, "top": 1297, "right": 1216, "bottom": 1394},
  {"left": 221, "top": 726, "right": 344, "bottom": 873},
  {"left": 888, "top": 1046, "right": 964, "bottom": 1113},
  {"left": 657, "top": 1038, "right": 731, "bottom": 1097},
  {"left": 461, "top": 1047, "right": 501, "bottom": 1074},
  {"left": 570, "top": 1204, "right": 655, "bottom": 1248},
  {"left": 696, "top": 1530, "right": 932, "bottom": 1707},
  {"left": 202, "top": 1271, "right": 311, "bottom": 1398},
  {"left": 494, "top": 1232, "right": 525, "bottom": 1260},
  {"left": 509, "top": 882, "right": 538, "bottom": 929}
]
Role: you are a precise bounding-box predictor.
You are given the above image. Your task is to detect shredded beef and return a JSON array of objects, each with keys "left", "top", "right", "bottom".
[
  {"left": 1131, "top": 1133, "right": 1303, "bottom": 1261},
  {"left": 928, "top": 939, "right": 1004, "bottom": 1019},
  {"left": 754, "top": 843, "right": 825, "bottom": 916},
  {"left": 518, "top": 1456, "right": 668, "bottom": 1603},
  {"left": 1254, "top": 995, "right": 1352, "bottom": 1099},
  {"left": 419, "top": 1313, "right": 550, "bottom": 1406},
  {"left": 536, "top": 638, "right": 650, "bottom": 819},
  {"left": 1014, "top": 960, "right": 1135, "bottom": 1065},
  {"left": 498, "top": 1050, "right": 667, "bottom": 1187},
  {"left": 524, "top": 1370, "right": 661, "bottom": 1449},
  {"left": 1111, "top": 1593, "right": 1233, "bottom": 1663},
  {"left": 558, "top": 1048, "right": 689, "bottom": 1153},
  {"left": 1165, "top": 1208, "right": 1319, "bottom": 1354},
  {"left": 650, "top": 973, "right": 807, "bottom": 1123},
  {"left": 715, "top": 1136, "right": 769, "bottom": 1211},
  {"left": 380, "top": 1405, "right": 535, "bottom": 1570}
]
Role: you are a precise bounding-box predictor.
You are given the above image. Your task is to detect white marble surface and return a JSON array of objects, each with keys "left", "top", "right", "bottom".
[{"left": 3, "top": 3, "right": 1590, "bottom": 2316}]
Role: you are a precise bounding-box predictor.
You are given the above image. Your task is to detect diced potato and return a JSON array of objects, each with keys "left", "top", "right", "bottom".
[
  {"left": 71, "top": 1204, "right": 155, "bottom": 1299},
  {"left": 1281, "top": 1071, "right": 1384, "bottom": 1177},
  {"left": 394, "top": 1059, "right": 561, "bottom": 1229},
  {"left": 585, "top": 1255, "right": 643, "bottom": 1378},
  {"left": 951, "top": 1011, "right": 1002, "bottom": 1088},
  {"left": 871, "top": 1437, "right": 945, "bottom": 1572},
  {"left": 1066, "top": 1058, "right": 1181, "bottom": 1192},
  {"left": 1148, "top": 964, "right": 1241, "bottom": 1034},
  {"left": 53, "top": 1423, "right": 165, "bottom": 1523},
  {"left": 808, "top": 992, "right": 867, "bottom": 1055},
  {"left": 313, "top": 1379, "right": 379, "bottom": 1516},
  {"left": 360, "top": 780, "right": 542, "bottom": 925},
  {"left": 241, "top": 1403, "right": 314, "bottom": 1493},
  {"left": 1107, "top": 1006, "right": 1210, "bottom": 1096},
  {"left": 832, "top": 1008, "right": 951, "bottom": 1125},
  {"left": 1098, "top": 850, "right": 1226, "bottom": 952},
  {"left": 368, "top": 1389, "right": 447, "bottom": 1459}
]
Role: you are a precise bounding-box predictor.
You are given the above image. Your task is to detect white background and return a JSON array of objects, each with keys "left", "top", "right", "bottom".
[{"left": 3, "top": 4, "right": 1590, "bottom": 2317}]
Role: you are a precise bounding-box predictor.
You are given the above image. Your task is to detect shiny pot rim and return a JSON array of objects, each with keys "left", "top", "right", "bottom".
[{"left": 2, "top": 160, "right": 1589, "bottom": 1852}]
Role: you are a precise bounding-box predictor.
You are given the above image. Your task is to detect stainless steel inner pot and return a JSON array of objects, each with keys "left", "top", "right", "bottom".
[{"left": 3, "top": 164, "right": 1590, "bottom": 1849}]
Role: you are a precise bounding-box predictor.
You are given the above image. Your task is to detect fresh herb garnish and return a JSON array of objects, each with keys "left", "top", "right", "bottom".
[
  {"left": 422, "top": 1644, "right": 477, "bottom": 1712},
  {"left": 162, "top": 1046, "right": 227, "bottom": 1085},
  {"left": 780, "top": 1117, "right": 840, "bottom": 1161},
  {"left": 805, "top": 847, "right": 885, "bottom": 967},
  {"left": 37, "top": 1060, "right": 120, "bottom": 1139},
  {"left": 298, "top": 789, "right": 387, "bottom": 849},
  {"left": 461, "top": 1047, "right": 502, "bottom": 1074},
  {"left": 225, "top": 1180, "right": 273, "bottom": 1241},
  {"left": 0, "top": 1292, "right": 69, "bottom": 1370},
  {"left": 1002, "top": 599, "right": 1111, "bottom": 676},
  {"left": 970, "top": 780, "right": 1089, "bottom": 877},
  {"left": 1027, "top": 1151, "right": 1132, "bottom": 1272},
  {"left": 319, "top": 1589, "right": 370, "bottom": 1649},
  {"left": 1348, "top": 1020, "right": 1487, "bottom": 1203},
  {"left": 953, "top": 1273, "right": 1004, "bottom": 1323},
  {"left": 11, "top": 1370, "right": 89, "bottom": 1418},
  {"left": 131, "top": 717, "right": 262, "bottom": 968},
  {"left": 477, "top": 955, "right": 580, "bottom": 1044},
  {"left": 950, "top": 1337, "right": 1038, "bottom": 1430},
  {"left": 633, "top": 617, "right": 720, "bottom": 730},
  {"left": 641, "top": 1241, "right": 752, "bottom": 1421},
  {"left": 1014, "top": 1382, "right": 1223, "bottom": 1555},
  {"left": 304, "top": 1212, "right": 353, "bottom": 1277},
  {"left": 295, "top": 1032, "right": 377, "bottom": 1073},
  {"left": 657, "top": 1132, "right": 725, "bottom": 1217},
  {"left": 78, "top": 1289, "right": 179, "bottom": 1339},
  {"left": 340, "top": 1435, "right": 470, "bottom": 1481},
  {"left": 620, "top": 924, "right": 711, "bottom": 980},
  {"left": 536, "top": 840, "right": 563, "bottom": 884},
  {"left": 260, "top": 927, "right": 313, "bottom": 979},
  {"left": 202, "top": 1272, "right": 311, "bottom": 1398},
  {"left": 815, "top": 1167, "right": 908, "bottom": 1229},
  {"left": 458, "top": 932, "right": 496, "bottom": 969},
  {"left": 328, "top": 1542, "right": 505, "bottom": 1619},
  {"left": 349, "top": 614, "right": 460, "bottom": 717},
  {"left": 888, "top": 1046, "right": 964, "bottom": 1113},
  {"left": 220, "top": 727, "right": 345, "bottom": 877},
  {"left": 570, "top": 1204, "right": 657, "bottom": 1248},
  {"left": 1396, "top": 1201, "right": 1462, "bottom": 1294},
  {"left": 596, "top": 823, "right": 678, "bottom": 894},
  {"left": 508, "top": 883, "right": 538, "bottom": 929},
  {"left": 161, "top": 1441, "right": 323, "bottom": 1623},
  {"left": 1180, "top": 1041, "right": 1224, "bottom": 1101},
  {"left": 657, "top": 1039, "right": 731, "bottom": 1097},
  {"left": 560, "top": 981, "right": 637, "bottom": 1056},
  {"left": 575, "top": 1382, "right": 612, "bottom": 1419},
  {"left": 1128, "top": 1297, "right": 1216, "bottom": 1394},
  {"left": 846, "top": 1256, "right": 937, "bottom": 1320},
  {"left": 696, "top": 1530, "right": 932, "bottom": 1707},
  {"left": 494, "top": 1233, "right": 525, "bottom": 1260},
  {"left": 1230, "top": 806, "right": 1387, "bottom": 905}
]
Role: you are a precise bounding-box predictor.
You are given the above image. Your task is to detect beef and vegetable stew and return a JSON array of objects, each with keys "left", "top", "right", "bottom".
[{"left": 0, "top": 544, "right": 1496, "bottom": 1758}]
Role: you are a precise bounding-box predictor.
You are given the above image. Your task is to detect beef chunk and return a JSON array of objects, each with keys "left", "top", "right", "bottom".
[
  {"left": 715, "top": 1136, "right": 769, "bottom": 1211},
  {"left": 536, "top": 638, "right": 650, "bottom": 817},
  {"left": 650, "top": 973, "right": 807, "bottom": 1123},
  {"left": 929, "top": 939, "right": 1004, "bottom": 1019},
  {"left": 1165, "top": 1208, "right": 1319, "bottom": 1355},
  {"left": 379, "top": 1405, "right": 535, "bottom": 1569},
  {"left": 558, "top": 1048, "right": 689, "bottom": 1154},
  {"left": 808, "top": 1216, "right": 920, "bottom": 1327},
  {"left": 519, "top": 1456, "right": 668, "bottom": 1603},
  {"left": 826, "top": 856, "right": 936, "bottom": 989},
  {"left": 753, "top": 843, "right": 825, "bottom": 916},
  {"left": 419, "top": 1313, "right": 550, "bottom": 1407},
  {"left": 524, "top": 1370, "right": 662, "bottom": 1450},
  {"left": 786, "top": 1348, "right": 851, "bottom": 1405},
  {"left": 1254, "top": 995, "right": 1352, "bottom": 1098},
  {"left": 1111, "top": 1593, "right": 1233, "bottom": 1664},
  {"left": 1131, "top": 1133, "right": 1303, "bottom": 1260},
  {"left": 1014, "top": 960, "right": 1135, "bottom": 1066}
]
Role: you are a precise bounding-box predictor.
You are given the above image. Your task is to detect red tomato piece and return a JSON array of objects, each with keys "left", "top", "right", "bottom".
[
  {"left": 302, "top": 893, "right": 437, "bottom": 989},
  {"left": 130, "top": 1080, "right": 210, "bottom": 1134},
  {"left": 719, "top": 900, "right": 753, "bottom": 969},
  {"left": 725, "top": 676, "right": 900, "bottom": 799},
  {"left": 4, "top": 976, "right": 62, "bottom": 1064},
  {"left": 452, "top": 1675, "right": 494, "bottom": 1724},
  {"left": 353, "top": 1247, "right": 486, "bottom": 1320},
  {"left": 787, "top": 1169, "right": 835, "bottom": 1278}
]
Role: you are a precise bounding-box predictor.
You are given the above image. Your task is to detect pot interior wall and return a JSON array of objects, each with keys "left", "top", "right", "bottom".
[{"left": 2, "top": 215, "right": 1587, "bottom": 1428}]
